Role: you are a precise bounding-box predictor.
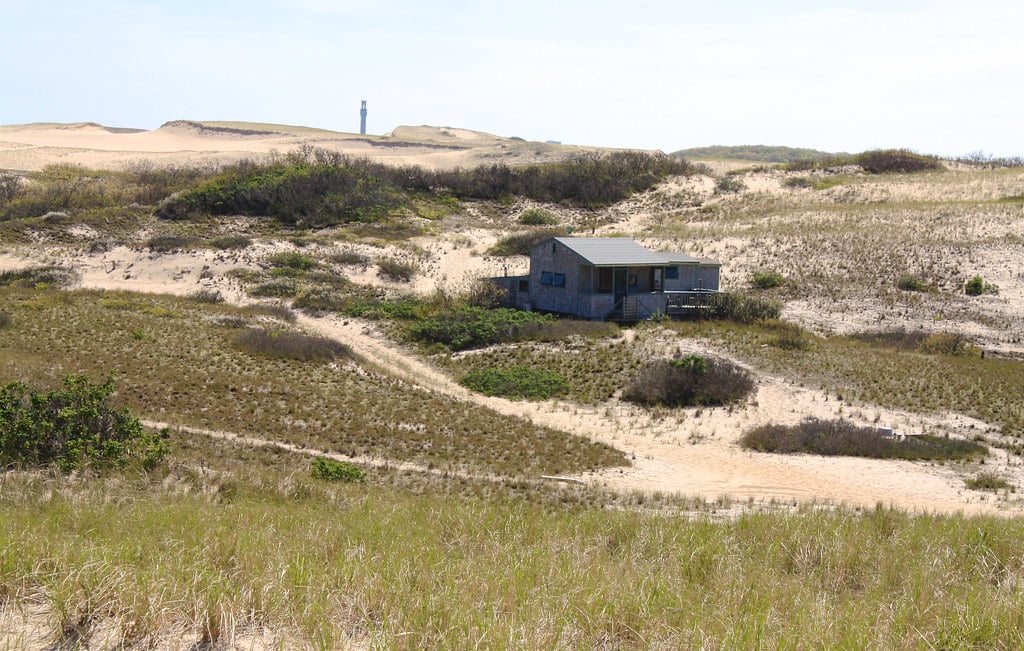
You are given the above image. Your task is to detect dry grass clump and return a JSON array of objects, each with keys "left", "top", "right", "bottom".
[
  {"left": 964, "top": 471, "right": 1014, "bottom": 493},
  {"left": 741, "top": 417, "right": 987, "bottom": 461},
  {"left": 233, "top": 328, "right": 353, "bottom": 362}
]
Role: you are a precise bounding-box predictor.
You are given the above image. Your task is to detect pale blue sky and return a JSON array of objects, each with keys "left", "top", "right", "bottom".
[{"left": 2, "top": 1, "right": 1021, "bottom": 156}]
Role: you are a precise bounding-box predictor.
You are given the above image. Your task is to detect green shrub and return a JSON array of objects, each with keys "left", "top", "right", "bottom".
[
  {"left": 919, "top": 332, "right": 979, "bottom": 357},
  {"left": 0, "top": 266, "right": 77, "bottom": 288},
  {"left": 268, "top": 251, "right": 317, "bottom": 270},
  {"left": 460, "top": 366, "right": 570, "bottom": 400},
  {"left": 247, "top": 279, "right": 301, "bottom": 298},
  {"left": 209, "top": 234, "right": 253, "bottom": 250},
  {"left": 311, "top": 457, "right": 366, "bottom": 482},
  {"left": 0, "top": 375, "right": 167, "bottom": 471},
  {"left": 854, "top": 149, "right": 942, "bottom": 174},
  {"left": 233, "top": 328, "right": 352, "bottom": 361},
  {"left": 964, "top": 276, "right": 998, "bottom": 296},
  {"left": 146, "top": 235, "right": 198, "bottom": 252},
  {"left": 765, "top": 320, "right": 814, "bottom": 351},
  {"left": 704, "top": 292, "right": 782, "bottom": 323},
  {"left": 156, "top": 152, "right": 405, "bottom": 226},
  {"left": 782, "top": 176, "right": 814, "bottom": 189},
  {"left": 964, "top": 471, "right": 1013, "bottom": 492},
  {"left": 377, "top": 257, "right": 418, "bottom": 282},
  {"left": 518, "top": 208, "right": 558, "bottom": 225},
  {"left": 896, "top": 274, "right": 929, "bottom": 292},
  {"left": 740, "top": 418, "right": 986, "bottom": 461},
  {"left": 186, "top": 289, "right": 224, "bottom": 304},
  {"left": 715, "top": 175, "right": 745, "bottom": 194},
  {"left": 751, "top": 270, "right": 784, "bottom": 290},
  {"left": 488, "top": 228, "right": 569, "bottom": 257},
  {"left": 622, "top": 355, "right": 755, "bottom": 407},
  {"left": 409, "top": 307, "right": 553, "bottom": 351},
  {"left": 330, "top": 250, "right": 371, "bottom": 268}
]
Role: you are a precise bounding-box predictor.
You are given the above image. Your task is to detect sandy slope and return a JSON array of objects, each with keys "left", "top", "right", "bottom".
[{"left": 2, "top": 240, "right": 1019, "bottom": 516}]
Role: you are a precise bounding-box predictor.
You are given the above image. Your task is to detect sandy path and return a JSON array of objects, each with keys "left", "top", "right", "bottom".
[{"left": 2, "top": 245, "right": 1020, "bottom": 516}]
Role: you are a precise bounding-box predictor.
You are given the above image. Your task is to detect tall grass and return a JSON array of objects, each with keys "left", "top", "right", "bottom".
[{"left": 3, "top": 458, "right": 1024, "bottom": 648}]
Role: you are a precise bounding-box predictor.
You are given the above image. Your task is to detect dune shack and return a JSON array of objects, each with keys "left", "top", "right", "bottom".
[{"left": 495, "top": 237, "right": 720, "bottom": 321}]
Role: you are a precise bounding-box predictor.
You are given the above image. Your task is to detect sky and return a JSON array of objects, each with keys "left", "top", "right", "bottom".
[{"left": 2, "top": 1, "right": 1022, "bottom": 157}]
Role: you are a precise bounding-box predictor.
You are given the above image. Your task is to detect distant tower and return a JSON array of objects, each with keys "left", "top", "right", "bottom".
[{"left": 359, "top": 100, "right": 367, "bottom": 135}]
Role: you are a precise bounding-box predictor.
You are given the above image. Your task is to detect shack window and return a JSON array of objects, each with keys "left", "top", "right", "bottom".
[
  {"left": 540, "top": 271, "right": 554, "bottom": 286},
  {"left": 665, "top": 266, "right": 679, "bottom": 279},
  {"left": 552, "top": 273, "right": 566, "bottom": 287},
  {"left": 598, "top": 268, "right": 613, "bottom": 293},
  {"left": 518, "top": 279, "right": 529, "bottom": 292}
]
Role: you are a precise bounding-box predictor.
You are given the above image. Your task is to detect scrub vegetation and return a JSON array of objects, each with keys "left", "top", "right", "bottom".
[{"left": 2, "top": 146, "right": 1024, "bottom": 647}]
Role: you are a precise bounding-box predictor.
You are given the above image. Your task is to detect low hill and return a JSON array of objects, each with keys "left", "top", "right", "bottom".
[{"left": 673, "top": 144, "right": 838, "bottom": 163}]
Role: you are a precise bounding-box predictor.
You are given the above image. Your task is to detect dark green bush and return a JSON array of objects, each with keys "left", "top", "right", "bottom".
[
  {"left": 853, "top": 149, "right": 942, "bottom": 174},
  {"left": 0, "top": 375, "right": 167, "bottom": 471},
  {"left": 233, "top": 328, "right": 352, "bottom": 361},
  {"left": 965, "top": 276, "right": 998, "bottom": 296},
  {"left": 622, "top": 355, "right": 755, "bottom": 407},
  {"left": 751, "top": 270, "right": 784, "bottom": 290},
  {"left": 460, "top": 366, "right": 570, "bottom": 400},
  {"left": 740, "top": 418, "right": 986, "bottom": 461},
  {"left": 704, "top": 292, "right": 782, "bottom": 323},
  {"left": 408, "top": 307, "right": 553, "bottom": 351},
  {"left": 896, "top": 274, "right": 929, "bottom": 292},
  {"left": 156, "top": 152, "right": 404, "bottom": 227},
  {"left": 518, "top": 208, "right": 558, "bottom": 225},
  {"left": 311, "top": 457, "right": 366, "bottom": 482}
]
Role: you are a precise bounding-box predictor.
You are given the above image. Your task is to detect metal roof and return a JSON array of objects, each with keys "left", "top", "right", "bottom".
[
  {"left": 660, "top": 251, "right": 701, "bottom": 264},
  {"left": 549, "top": 238, "right": 715, "bottom": 267},
  {"left": 551, "top": 238, "right": 670, "bottom": 266}
]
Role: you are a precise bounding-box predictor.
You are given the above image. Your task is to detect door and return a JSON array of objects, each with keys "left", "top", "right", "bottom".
[{"left": 614, "top": 268, "right": 628, "bottom": 305}]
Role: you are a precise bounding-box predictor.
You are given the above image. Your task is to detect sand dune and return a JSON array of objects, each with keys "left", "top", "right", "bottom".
[{"left": 0, "top": 120, "right": 609, "bottom": 172}]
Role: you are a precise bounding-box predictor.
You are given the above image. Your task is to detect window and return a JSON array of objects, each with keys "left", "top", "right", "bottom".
[
  {"left": 598, "top": 268, "right": 613, "bottom": 293},
  {"left": 540, "top": 271, "right": 565, "bottom": 288},
  {"left": 665, "top": 266, "right": 679, "bottom": 279},
  {"left": 518, "top": 279, "right": 529, "bottom": 292}
]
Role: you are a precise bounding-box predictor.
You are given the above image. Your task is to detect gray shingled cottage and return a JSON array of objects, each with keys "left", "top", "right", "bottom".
[{"left": 497, "top": 237, "right": 720, "bottom": 321}]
